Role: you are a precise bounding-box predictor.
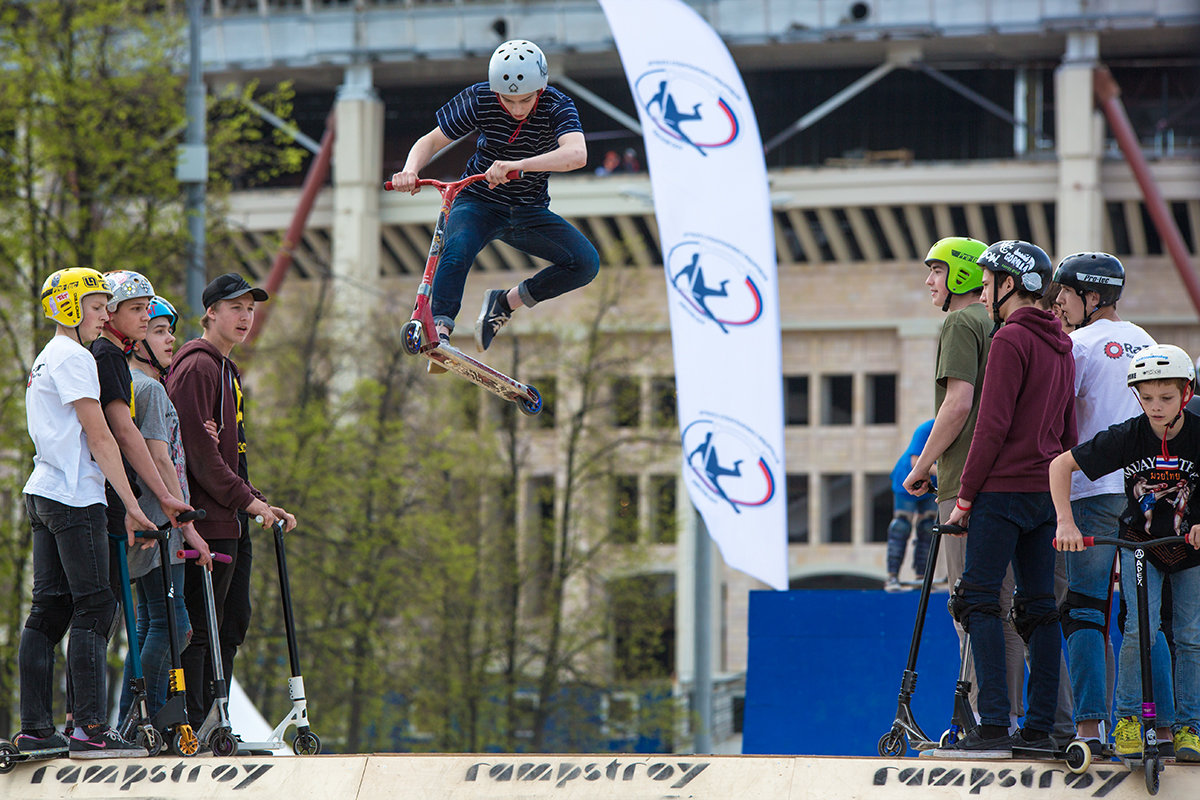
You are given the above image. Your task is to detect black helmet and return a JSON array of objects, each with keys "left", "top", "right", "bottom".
[
  {"left": 977, "top": 240, "right": 1053, "bottom": 298},
  {"left": 1053, "top": 252, "right": 1125, "bottom": 310}
]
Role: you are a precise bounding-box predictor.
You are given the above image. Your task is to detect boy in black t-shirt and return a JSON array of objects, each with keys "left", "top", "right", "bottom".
[{"left": 1050, "top": 343, "right": 1200, "bottom": 762}]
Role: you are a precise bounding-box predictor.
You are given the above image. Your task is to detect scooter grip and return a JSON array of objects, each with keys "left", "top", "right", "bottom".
[
  {"left": 1051, "top": 536, "right": 1096, "bottom": 549},
  {"left": 178, "top": 549, "right": 233, "bottom": 564},
  {"left": 505, "top": 169, "right": 522, "bottom": 180},
  {"left": 177, "top": 509, "right": 207, "bottom": 524},
  {"left": 384, "top": 181, "right": 394, "bottom": 191}
]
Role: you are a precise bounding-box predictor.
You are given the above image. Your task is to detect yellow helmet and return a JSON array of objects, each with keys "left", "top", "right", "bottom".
[{"left": 40, "top": 268, "right": 111, "bottom": 327}]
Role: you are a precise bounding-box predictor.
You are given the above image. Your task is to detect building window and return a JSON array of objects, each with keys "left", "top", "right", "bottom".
[
  {"left": 821, "top": 474, "right": 852, "bottom": 543},
  {"left": 784, "top": 375, "right": 809, "bottom": 425},
  {"left": 821, "top": 374, "right": 853, "bottom": 425},
  {"left": 610, "top": 573, "right": 675, "bottom": 680},
  {"left": 612, "top": 474, "right": 639, "bottom": 544},
  {"left": 612, "top": 376, "right": 640, "bottom": 428},
  {"left": 786, "top": 473, "right": 809, "bottom": 543},
  {"left": 868, "top": 473, "right": 893, "bottom": 543},
  {"left": 649, "top": 475, "right": 677, "bottom": 544},
  {"left": 527, "top": 476, "right": 556, "bottom": 615},
  {"left": 603, "top": 692, "right": 640, "bottom": 739},
  {"left": 867, "top": 373, "right": 897, "bottom": 425},
  {"left": 651, "top": 377, "right": 677, "bottom": 428}
]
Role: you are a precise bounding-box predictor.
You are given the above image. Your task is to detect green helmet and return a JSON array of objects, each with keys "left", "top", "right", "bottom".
[{"left": 925, "top": 237, "right": 987, "bottom": 296}]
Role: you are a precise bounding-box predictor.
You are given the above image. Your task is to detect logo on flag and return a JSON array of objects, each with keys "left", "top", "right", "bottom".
[
  {"left": 634, "top": 65, "right": 742, "bottom": 156},
  {"left": 681, "top": 415, "right": 779, "bottom": 515},
  {"left": 666, "top": 237, "right": 765, "bottom": 333}
]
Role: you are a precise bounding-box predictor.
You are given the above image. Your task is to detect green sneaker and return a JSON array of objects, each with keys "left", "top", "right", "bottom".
[
  {"left": 1114, "top": 716, "right": 1142, "bottom": 758},
  {"left": 1175, "top": 725, "right": 1200, "bottom": 763}
]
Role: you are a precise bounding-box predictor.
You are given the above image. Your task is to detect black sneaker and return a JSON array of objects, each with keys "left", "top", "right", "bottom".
[
  {"left": 69, "top": 726, "right": 148, "bottom": 760},
  {"left": 14, "top": 730, "right": 69, "bottom": 754},
  {"left": 940, "top": 727, "right": 1013, "bottom": 758},
  {"left": 474, "top": 289, "right": 511, "bottom": 352},
  {"left": 1011, "top": 727, "right": 1055, "bottom": 751}
]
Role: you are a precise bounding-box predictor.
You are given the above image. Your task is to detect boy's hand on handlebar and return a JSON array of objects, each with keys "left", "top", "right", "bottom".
[
  {"left": 1054, "top": 522, "right": 1085, "bottom": 552},
  {"left": 946, "top": 502, "right": 970, "bottom": 531},
  {"left": 181, "top": 523, "right": 213, "bottom": 570},
  {"left": 485, "top": 161, "right": 520, "bottom": 188},
  {"left": 124, "top": 507, "right": 157, "bottom": 548},
  {"left": 158, "top": 495, "right": 193, "bottom": 527},
  {"left": 246, "top": 498, "right": 278, "bottom": 529},
  {"left": 270, "top": 505, "right": 297, "bottom": 533},
  {"left": 389, "top": 169, "right": 421, "bottom": 195},
  {"left": 902, "top": 466, "right": 931, "bottom": 496}
]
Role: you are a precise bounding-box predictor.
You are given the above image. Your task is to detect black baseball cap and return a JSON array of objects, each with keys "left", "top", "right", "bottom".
[{"left": 202, "top": 273, "right": 269, "bottom": 309}]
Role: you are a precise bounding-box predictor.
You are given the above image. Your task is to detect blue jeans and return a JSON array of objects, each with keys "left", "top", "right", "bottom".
[
  {"left": 19, "top": 495, "right": 116, "bottom": 729},
  {"left": 432, "top": 197, "right": 599, "bottom": 329},
  {"left": 1115, "top": 554, "right": 1200, "bottom": 729},
  {"left": 1063, "top": 494, "right": 1122, "bottom": 724},
  {"left": 961, "top": 491, "right": 1061, "bottom": 731},
  {"left": 886, "top": 493, "right": 937, "bottom": 576},
  {"left": 119, "top": 562, "right": 191, "bottom": 721}
]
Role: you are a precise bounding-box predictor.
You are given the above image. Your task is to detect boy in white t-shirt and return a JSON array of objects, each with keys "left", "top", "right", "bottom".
[
  {"left": 1052, "top": 253, "right": 1163, "bottom": 756},
  {"left": 17, "top": 268, "right": 157, "bottom": 760}
]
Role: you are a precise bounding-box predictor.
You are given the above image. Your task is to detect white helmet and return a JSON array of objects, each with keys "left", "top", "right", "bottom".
[
  {"left": 488, "top": 40, "right": 548, "bottom": 95},
  {"left": 1127, "top": 344, "right": 1196, "bottom": 387}
]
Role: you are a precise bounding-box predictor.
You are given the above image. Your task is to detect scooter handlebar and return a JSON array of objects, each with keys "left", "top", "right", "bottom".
[
  {"left": 178, "top": 549, "right": 232, "bottom": 564},
  {"left": 384, "top": 170, "right": 522, "bottom": 191},
  {"left": 1053, "top": 535, "right": 1183, "bottom": 550},
  {"left": 932, "top": 522, "right": 967, "bottom": 536},
  {"left": 253, "top": 515, "right": 288, "bottom": 533}
]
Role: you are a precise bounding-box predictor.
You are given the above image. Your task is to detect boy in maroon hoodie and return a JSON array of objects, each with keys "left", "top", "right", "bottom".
[
  {"left": 166, "top": 273, "right": 296, "bottom": 730},
  {"left": 942, "top": 240, "right": 1077, "bottom": 756}
]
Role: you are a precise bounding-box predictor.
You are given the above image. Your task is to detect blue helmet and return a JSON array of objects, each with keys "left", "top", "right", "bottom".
[{"left": 146, "top": 295, "right": 178, "bottom": 332}]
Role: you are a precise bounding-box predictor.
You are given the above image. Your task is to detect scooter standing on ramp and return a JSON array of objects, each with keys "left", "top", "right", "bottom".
[
  {"left": 383, "top": 172, "right": 542, "bottom": 416},
  {"left": 231, "top": 518, "right": 320, "bottom": 756},
  {"left": 879, "top": 522, "right": 976, "bottom": 756},
  {"left": 177, "top": 547, "right": 238, "bottom": 758}
]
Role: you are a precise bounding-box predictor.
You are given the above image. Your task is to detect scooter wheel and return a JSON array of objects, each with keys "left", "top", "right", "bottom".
[
  {"left": 877, "top": 730, "right": 906, "bottom": 758},
  {"left": 171, "top": 727, "right": 200, "bottom": 757},
  {"left": 292, "top": 732, "right": 321, "bottom": 756},
  {"left": 401, "top": 321, "right": 422, "bottom": 356},
  {"left": 939, "top": 730, "right": 953, "bottom": 748},
  {"left": 210, "top": 730, "right": 238, "bottom": 758},
  {"left": 137, "top": 726, "right": 165, "bottom": 757},
  {"left": 518, "top": 385, "right": 542, "bottom": 417},
  {"left": 1144, "top": 757, "right": 1159, "bottom": 795},
  {"left": 0, "top": 741, "right": 18, "bottom": 774},
  {"left": 1065, "top": 740, "right": 1091, "bottom": 773}
]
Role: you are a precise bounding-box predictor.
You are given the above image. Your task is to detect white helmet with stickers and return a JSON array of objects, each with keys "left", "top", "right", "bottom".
[
  {"left": 488, "top": 40, "right": 548, "bottom": 95},
  {"left": 1127, "top": 344, "right": 1196, "bottom": 388}
]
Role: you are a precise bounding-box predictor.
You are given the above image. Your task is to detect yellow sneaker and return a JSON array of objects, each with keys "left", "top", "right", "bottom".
[
  {"left": 1176, "top": 725, "right": 1200, "bottom": 763},
  {"left": 1114, "top": 716, "right": 1142, "bottom": 758}
]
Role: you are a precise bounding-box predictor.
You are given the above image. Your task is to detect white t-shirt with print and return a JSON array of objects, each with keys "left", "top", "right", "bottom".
[
  {"left": 24, "top": 334, "right": 107, "bottom": 507},
  {"left": 1070, "top": 318, "right": 1156, "bottom": 499}
]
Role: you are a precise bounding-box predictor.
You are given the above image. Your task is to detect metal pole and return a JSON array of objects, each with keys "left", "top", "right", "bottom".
[
  {"left": 183, "top": 0, "right": 208, "bottom": 334},
  {"left": 556, "top": 75, "right": 643, "bottom": 135},
  {"left": 693, "top": 513, "right": 713, "bottom": 753}
]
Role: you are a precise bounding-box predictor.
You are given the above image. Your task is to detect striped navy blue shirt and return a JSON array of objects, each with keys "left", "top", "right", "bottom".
[{"left": 435, "top": 82, "right": 583, "bottom": 207}]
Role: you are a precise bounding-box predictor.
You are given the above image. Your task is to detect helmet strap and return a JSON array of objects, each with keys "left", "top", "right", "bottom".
[
  {"left": 132, "top": 349, "right": 169, "bottom": 381},
  {"left": 503, "top": 89, "right": 542, "bottom": 144},
  {"left": 103, "top": 322, "right": 137, "bottom": 355},
  {"left": 989, "top": 282, "right": 1019, "bottom": 337}
]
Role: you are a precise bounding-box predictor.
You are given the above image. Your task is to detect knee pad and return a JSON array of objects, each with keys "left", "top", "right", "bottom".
[
  {"left": 888, "top": 515, "right": 912, "bottom": 541},
  {"left": 916, "top": 515, "right": 936, "bottom": 539},
  {"left": 1059, "top": 590, "right": 1109, "bottom": 640},
  {"left": 72, "top": 588, "right": 117, "bottom": 638},
  {"left": 25, "top": 594, "right": 73, "bottom": 642},
  {"left": 948, "top": 579, "right": 1002, "bottom": 634},
  {"left": 1011, "top": 594, "right": 1059, "bottom": 643}
]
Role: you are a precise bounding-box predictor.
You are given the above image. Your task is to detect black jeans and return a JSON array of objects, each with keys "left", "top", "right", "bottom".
[
  {"left": 20, "top": 495, "right": 116, "bottom": 729},
  {"left": 181, "top": 526, "right": 252, "bottom": 726}
]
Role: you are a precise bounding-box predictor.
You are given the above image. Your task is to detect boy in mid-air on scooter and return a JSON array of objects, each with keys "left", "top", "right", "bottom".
[
  {"left": 1051, "top": 344, "right": 1200, "bottom": 762},
  {"left": 388, "top": 39, "right": 598, "bottom": 366}
]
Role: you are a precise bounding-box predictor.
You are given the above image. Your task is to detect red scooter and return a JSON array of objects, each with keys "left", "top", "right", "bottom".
[{"left": 384, "top": 171, "right": 542, "bottom": 416}]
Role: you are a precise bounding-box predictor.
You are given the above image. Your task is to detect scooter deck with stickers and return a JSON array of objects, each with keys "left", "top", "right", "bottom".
[{"left": 0, "top": 738, "right": 68, "bottom": 773}]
